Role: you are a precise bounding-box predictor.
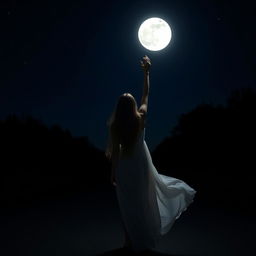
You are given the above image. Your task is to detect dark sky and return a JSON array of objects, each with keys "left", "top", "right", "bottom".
[{"left": 0, "top": 0, "right": 255, "bottom": 151}]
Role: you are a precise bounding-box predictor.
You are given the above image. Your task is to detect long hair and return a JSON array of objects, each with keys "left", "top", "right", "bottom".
[{"left": 105, "top": 93, "right": 141, "bottom": 159}]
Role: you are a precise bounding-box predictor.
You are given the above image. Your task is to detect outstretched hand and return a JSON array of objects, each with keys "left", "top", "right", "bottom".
[{"left": 140, "top": 55, "right": 151, "bottom": 73}]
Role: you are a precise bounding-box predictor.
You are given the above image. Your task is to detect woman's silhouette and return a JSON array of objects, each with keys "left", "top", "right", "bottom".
[{"left": 105, "top": 56, "right": 197, "bottom": 253}]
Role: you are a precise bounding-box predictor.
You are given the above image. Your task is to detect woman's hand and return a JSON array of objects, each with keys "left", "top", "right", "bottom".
[{"left": 140, "top": 55, "right": 151, "bottom": 73}]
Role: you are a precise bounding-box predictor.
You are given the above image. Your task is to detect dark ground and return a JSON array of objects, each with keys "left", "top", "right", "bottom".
[{"left": 0, "top": 184, "right": 255, "bottom": 256}]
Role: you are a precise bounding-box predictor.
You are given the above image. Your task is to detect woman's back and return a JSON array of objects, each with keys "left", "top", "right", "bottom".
[{"left": 119, "top": 119, "right": 145, "bottom": 158}]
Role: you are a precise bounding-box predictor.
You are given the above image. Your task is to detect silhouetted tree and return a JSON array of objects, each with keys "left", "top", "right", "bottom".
[
  {"left": 0, "top": 114, "right": 109, "bottom": 205},
  {"left": 151, "top": 87, "right": 256, "bottom": 211}
]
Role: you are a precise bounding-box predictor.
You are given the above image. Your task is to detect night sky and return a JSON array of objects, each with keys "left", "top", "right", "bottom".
[{"left": 1, "top": 0, "right": 255, "bottom": 151}]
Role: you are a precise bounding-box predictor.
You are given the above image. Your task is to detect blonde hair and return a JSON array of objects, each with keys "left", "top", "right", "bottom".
[{"left": 105, "top": 93, "right": 141, "bottom": 159}]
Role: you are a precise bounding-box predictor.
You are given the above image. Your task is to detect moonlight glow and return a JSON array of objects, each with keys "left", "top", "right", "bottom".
[{"left": 138, "top": 17, "right": 172, "bottom": 51}]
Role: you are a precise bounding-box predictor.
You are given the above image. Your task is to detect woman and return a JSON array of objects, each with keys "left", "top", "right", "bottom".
[{"left": 105, "top": 56, "right": 197, "bottom": 253}]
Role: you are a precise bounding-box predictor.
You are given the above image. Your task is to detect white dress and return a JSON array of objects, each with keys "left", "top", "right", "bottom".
[{"left": 115, "top": 127, "right": 197, "bottom": 252}]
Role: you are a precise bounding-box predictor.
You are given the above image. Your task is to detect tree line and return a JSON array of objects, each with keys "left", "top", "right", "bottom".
[
  {"left": 1, "top": 87, "right": 255, "bottom": 212},
  {"left": 152, "top": 87, "right": 256, "bottom": 211}
]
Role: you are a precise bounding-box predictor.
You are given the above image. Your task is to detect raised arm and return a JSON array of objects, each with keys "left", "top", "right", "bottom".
[{"left": 139, "top": 55, "right": 151, "bottom": 115}]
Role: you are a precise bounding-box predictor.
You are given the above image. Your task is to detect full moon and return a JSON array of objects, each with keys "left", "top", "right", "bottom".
[{"left": 138, "top": 17, "right": 172, "bottom": 51}]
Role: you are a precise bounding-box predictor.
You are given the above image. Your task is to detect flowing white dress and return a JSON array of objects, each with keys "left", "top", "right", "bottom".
[{"left": 115, "top": 127, "right": 197, "bottom": 252}]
